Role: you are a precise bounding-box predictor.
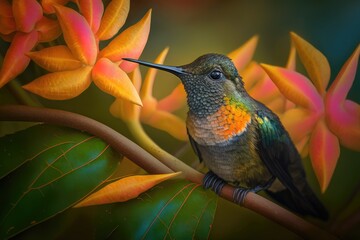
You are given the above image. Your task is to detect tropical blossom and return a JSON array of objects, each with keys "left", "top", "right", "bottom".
[
  {"left": 110, "top": 47, "right": 188, "bottom": 141},
  {"left": 261, "top": 32, "right": 360, "bottom": 192},
  {"left": 20, "top": 0, "right": 150, "bottom": 105},
  {"left": 230, "top": 35, "right": 296, "bottom": 116},
  {"left": 0, "top": 0, "right": 61, "bottom": 88}
]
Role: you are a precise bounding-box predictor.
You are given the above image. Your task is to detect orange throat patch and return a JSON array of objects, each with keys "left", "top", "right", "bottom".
[
  {"left": 211, "top": 102, "right": 251, "bottom": 141},
  {"left": 187, "top": 97, "right": 252, "bottom": 145}
]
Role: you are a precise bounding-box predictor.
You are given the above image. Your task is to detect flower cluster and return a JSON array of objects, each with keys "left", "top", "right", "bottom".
[
  {"left": 0, "top": 0, "right": 151, "bottom": 105},
  {"left": 262, "top": 33, "right": 359, "bottom": 192}
]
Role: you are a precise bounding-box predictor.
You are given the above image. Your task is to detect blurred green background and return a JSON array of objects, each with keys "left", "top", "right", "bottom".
[{"left": 1, "top": 0, "right": 360, "bottom": 239}]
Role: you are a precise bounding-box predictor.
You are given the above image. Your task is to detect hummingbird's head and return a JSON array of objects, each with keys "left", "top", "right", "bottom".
[{"left": 123, "top": 53, "right": 245, "bottom": 117}]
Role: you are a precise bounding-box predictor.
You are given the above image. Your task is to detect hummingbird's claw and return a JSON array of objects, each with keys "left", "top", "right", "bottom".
[
  {"left": 233, "top": 188, "right": 250, "bottom": 205},
  {"left": 203, "top": 171, "right": 226, "bottom": 195}
]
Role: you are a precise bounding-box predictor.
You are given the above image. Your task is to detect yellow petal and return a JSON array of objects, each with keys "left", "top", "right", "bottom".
[
  {"left": 99, "top": 9, "right": 151, "bottom": 72},
  {"left": 294, "top": 136, "right": 310, "bottom": 158},
  {"left": 41, "top": 0, "right": 70, "bottom": 14},
  {"left": 109, "top": 67, "right": 142, "bottom": 122},
  {"left": 35, "top": 16, "right": 61, "bottom": 42},
  {"left": 96, "top": 0, "right": 130, "bottom": 40},
  {"left": 54, "top": 5, "right": 97, "bottom": 65},
  {"left": 27, "top": 45, "right": 83, "bottom": 72},
  {"left": 23, "top": 66, "right": 92, "bottom": 100},
  {"left": 92, "top": 58, "right": 142, "bottom": 106},
  {"left": 76, "top": 0, "right": 104, "bottom": 33},
  {"left": 242, "top": 61, "right": 265, "bottom": 91},
  {"left": 140, "top": 47, "right": 169, "bottom": 99},
  {"left": 142, "top": 109, "right": 188, "bottom": 141},
  {"left": 74, "top": 172, "right": 181, "bottom": 207},
  {"left": 228, "top": 35, "right": 259, "bottom": 72},
  {"left": 286, "top": 42, "right": 296, "bottom": 70},
  {"left": 290, "top": 32, "right": 330, "bottom": 95},
  {"left": 280, "top": 108, "right": 319, "bottom": 143},
  {"left": 158, "top": 83, "right": 186, "bottom": 112},
  {"left": 309, "top": 119, "right": 340, "bottom": 192},
  {"left": 261, "top": 64, "right": 323, "bottom": 111}
]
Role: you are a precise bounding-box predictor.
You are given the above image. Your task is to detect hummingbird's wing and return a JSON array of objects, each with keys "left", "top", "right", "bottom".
[
  {"left": 187, "top": 128, "right": 204, "bottom": 162},
  {"left": 254, "top": 109, "right": 328, "bottom": 220}
]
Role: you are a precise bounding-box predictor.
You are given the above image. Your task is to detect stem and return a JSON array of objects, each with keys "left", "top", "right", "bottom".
[
  {"left": 7, "top": 80, "right": 42, "bottom": 107},
  {"left": 126, "top": 120, "right": 203, "bottom": 183},
  {"left": 0, "top": 105, "right": 337, "bottom": 240}
]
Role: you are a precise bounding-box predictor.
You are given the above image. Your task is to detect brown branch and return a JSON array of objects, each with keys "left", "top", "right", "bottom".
[
  {"left": 0, "top": 105, "right": 337, "bottom": 240},
  {"left": 0, "top": 105, "right": 172, "bottom": 174}
]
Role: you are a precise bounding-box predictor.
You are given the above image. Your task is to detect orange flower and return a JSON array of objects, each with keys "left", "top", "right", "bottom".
[
  {"left": 0, "top": 0, "right": 61, "bottom": 88},
  {"left": 228, "top": 36, "right": 294, "bottom": 114},
  {"left": 22, "top": 0, "right": 150, "bottom": 105},
  {"left": 110, "top": 48, "right": 188, "bottom": 141}
]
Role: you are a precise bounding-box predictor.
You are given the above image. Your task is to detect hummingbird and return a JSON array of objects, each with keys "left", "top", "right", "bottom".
[{"left": 123, "top": 54, "right": 328, "bottom": 220}]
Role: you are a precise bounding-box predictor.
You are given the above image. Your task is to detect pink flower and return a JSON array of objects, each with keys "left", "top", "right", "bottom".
[{"left": 261, "top": 32, "right": 359, "bottom": 192}]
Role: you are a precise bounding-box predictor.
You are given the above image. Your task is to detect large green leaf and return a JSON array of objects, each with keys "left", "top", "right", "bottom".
[
  {"left": 15, "top": 179, "right": 218, "bottom": 239},
  {"left": 0, "top": 124, "right": 121, "bottom": 239}
]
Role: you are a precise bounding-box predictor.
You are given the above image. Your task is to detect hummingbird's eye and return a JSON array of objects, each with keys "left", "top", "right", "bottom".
[{"left": 209, "top": 70, "right": 223, "bottom": 80}]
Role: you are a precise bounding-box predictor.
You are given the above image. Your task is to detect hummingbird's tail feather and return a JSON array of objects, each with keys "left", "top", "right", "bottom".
[{"left": 266, "top": 186, "right": 329, "bottom": 220}]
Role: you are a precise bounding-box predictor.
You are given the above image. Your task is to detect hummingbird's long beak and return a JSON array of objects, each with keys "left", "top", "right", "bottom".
[{"left": 122, "top": 58, "right": 186, "bottom": 75}]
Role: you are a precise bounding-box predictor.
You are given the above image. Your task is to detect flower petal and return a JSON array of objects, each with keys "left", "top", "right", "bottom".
[
  {"left": 228, "top": 35, "right": 259, "bottom": 72},
  {"left": 248, "top": 75, "right": 282, "bottom": 104},
  {"left": 326, "top": 44, "right": 359, "bottom": 106},
  {"left": 99, "top": 9, "right": 151, "bottom": 72},
  {"left": 109, "top": 67, "right": 142, "bottom": 122},
  {"left": 75, "top": 0, "right": 104, "bottom": 33},
  {"left": 0, "top": 32, "right": 15, "bottom": 42},
  {"left": 74, "top": 172, "right": 181, "bottom": 207},
  {"left": 142, "top": 109, "right": 188, "bottom": 141},
  {"left": 326, "top": 99, "right": 360, "bottom": 151},
  {"left": 263, "top": 97, "right": 286, "bottom": 114},
  {"left": 12, "top": 0, "right": 42, "bottom": 33},
  {"left": 23, "top": 66, "right": 92, "bottom": 100},
  {"left": 96, "top": 0, "right": 130, "bottom": 40},
  {"left": 140, "top": 47, "right": 169, "bottom": 99},
  {"left": 35, "top": 16, "right": 61, "bottom": 42},
  {"left": 286, "top": 42, "right": 296, "bottom": 70},
  {"left": 295, "top": 136, "right": 310, "bottom": 158},
  {"left": 242, "top": 61, "right": 265, "bottom": 91},
  {"left": 290, "top": 32, "right": 330, "bottom": 95},
  {"left": 261, "top": 64, "right": 323, "bottom": 111},
  {"left": 325, "top": 45, "right": 360, "bottom": 151},
  {"left": 0, "top": 0, "right": 16, "bottom": 35},
  {"left": 280, "top": 108, "right": 319, "bottom": 143},
  {"left": 0, "top": 31, "right": 38, "bottom": 88},
  {"left": 158, "top": 83, "right": 186, "bottom": 112},
  {"left": 309, "top": 119, "right": 340, "bottom": 192},
  {"left": 92, "top": 58, "right": 142, "bottom": 105},
  {"left": 41, "top": 0, "right": 70, "bottom": 14},
  {"left": 27, "top": 45, "right": 83, "bottom": 72},
  {"left": 54, "top": 5, "right": 97, "bottom": 65}
]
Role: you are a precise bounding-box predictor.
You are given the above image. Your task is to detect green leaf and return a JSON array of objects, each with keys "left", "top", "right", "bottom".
[
  {"left": 0, "top": 124, "right": 121, "bottom": 239},
  {"left": 15, "top": 179, "right": 218, "bottom": 239}
]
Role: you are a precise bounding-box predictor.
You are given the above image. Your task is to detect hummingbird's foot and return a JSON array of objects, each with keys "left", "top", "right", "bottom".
[
  {"left": 233, "top": 177, "right": 276, "bottom": 205},
  {"left": 203, "top": 171, "right": 226, "bottom": 195},
  {"left": 233, "top": 188, "right": 250, "bottom": 205}
]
